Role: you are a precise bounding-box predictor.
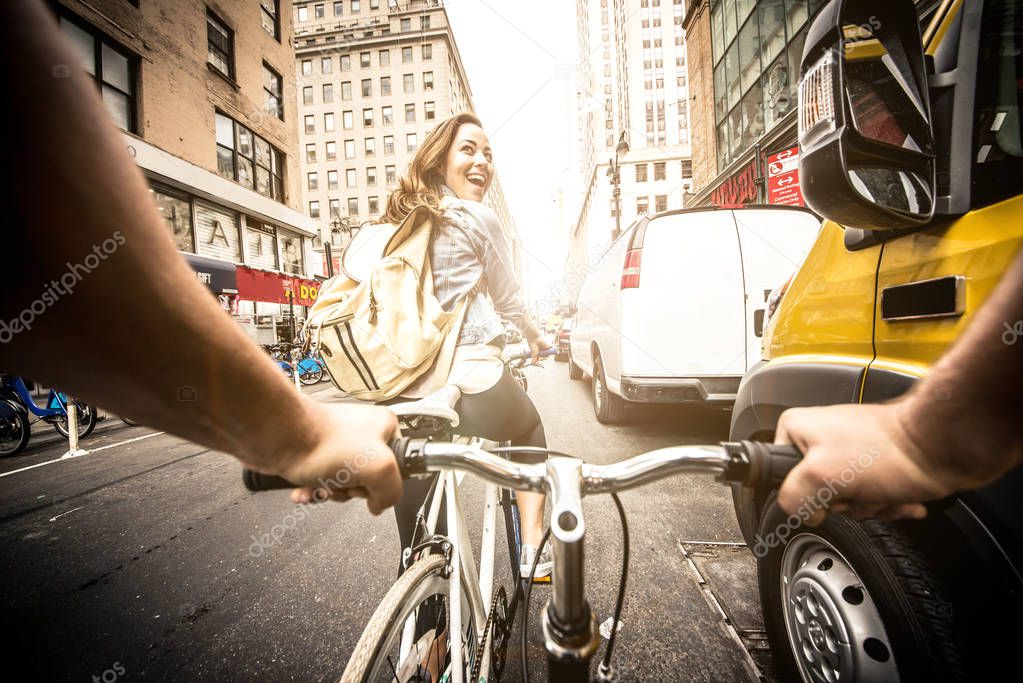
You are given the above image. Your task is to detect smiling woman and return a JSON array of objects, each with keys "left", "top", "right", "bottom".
[{"left": 381, "top": 112, "right": 557, "bottom": 588}]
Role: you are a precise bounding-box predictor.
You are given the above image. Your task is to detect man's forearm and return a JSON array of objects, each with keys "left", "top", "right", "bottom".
[
  {"left": 0, "top": 1, "right": 323, "bottom": 471},
  {"left": 900, "top": 248, "right": 1023, "bottom": 486}
]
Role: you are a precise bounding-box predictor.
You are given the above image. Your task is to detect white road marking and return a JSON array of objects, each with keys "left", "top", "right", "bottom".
[
  {"left": 49, "top": 507, "right": 83, "bottom": 522},
  {"left": 0, "top": 431, "right": 166, "bottom": 479}
]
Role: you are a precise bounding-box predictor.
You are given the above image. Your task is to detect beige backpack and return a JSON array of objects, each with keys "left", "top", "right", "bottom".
[{"left": 305, "top": 203, "right": 467, "bottom": 401}]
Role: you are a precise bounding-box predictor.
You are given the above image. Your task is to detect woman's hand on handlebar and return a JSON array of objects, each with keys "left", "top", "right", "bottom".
[
  {"left": 527, "top": 336, "right": 554, "bottom": 365},
  {"left": 774, "top": 402, "right": 953, "bottom": 525},
  {"left": 275, "top": 402, "right": 403, "bottom": 515}
]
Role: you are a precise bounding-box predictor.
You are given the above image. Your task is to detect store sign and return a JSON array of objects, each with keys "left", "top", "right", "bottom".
[
  {"left": 181, "top": 252, "right": 238, "bottom": 294},
  {"left": 767, "top": 146, "right": 804, "bottom": 207},
  {"left": 236, "top": 265, "right": 319, "bottom": 306},
  {"left": 711, "top": 159, "right": 759, "bottom": 207}
]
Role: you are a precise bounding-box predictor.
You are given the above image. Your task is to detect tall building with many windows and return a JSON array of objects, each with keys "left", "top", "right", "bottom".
[
  {"left": 293, "top": 0, "right": 517, "bottom": 275},
  {"left": 51, "top": 0, "right": 319, "bottom": 344},
  {"left": 569, "top": 0, "right": 693, "bottom": 296}
]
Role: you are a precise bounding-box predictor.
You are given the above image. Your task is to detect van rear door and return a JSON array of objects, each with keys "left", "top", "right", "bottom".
[
  {"left": 732, "top": 208, "right": 821, "bottom": 371},
  {"left": 620, "top": 210, "right": 746, "bottom": 378}
]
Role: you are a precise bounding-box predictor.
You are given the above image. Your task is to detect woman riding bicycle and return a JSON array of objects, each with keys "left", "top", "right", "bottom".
[{"left": 383, "top": 112, "right": 554, "bottom": 578}]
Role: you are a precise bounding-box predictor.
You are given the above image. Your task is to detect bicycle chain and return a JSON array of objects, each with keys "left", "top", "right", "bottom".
[{"left": 470, "top": 585, "right": 507, "bottom": 682}]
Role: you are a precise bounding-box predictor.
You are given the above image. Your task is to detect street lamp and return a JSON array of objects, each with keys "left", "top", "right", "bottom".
[{"left": 608, "top": 133, "right": 630, "bottom": 240}]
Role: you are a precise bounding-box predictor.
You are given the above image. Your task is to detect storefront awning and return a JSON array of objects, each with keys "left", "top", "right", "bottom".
[
  {"left": 236, "top": 265, "right": 319, "bottom": 307},
  {"left": 181, "top": 252, "right": 238, "bottom": 294}
]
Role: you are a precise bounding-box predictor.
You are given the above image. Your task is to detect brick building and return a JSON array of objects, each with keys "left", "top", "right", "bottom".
[{"left": 51, "top": 0, "right": 318, "bottom": 343}]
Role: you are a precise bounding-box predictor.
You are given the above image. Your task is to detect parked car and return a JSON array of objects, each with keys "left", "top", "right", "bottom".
[
  {"left": 731, "top": 2, "right": 1023, "bottom": 681},
  {"left": 568, "top": 206, "right": 820, "bottom": 423},
  {"left": 555, "top": 318, "right": 573, "bottom": 361}
]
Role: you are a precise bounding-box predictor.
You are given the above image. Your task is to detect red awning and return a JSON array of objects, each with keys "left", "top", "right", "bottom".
[{"left": 236, "top": 266, "right": 319, "bottom": 306}]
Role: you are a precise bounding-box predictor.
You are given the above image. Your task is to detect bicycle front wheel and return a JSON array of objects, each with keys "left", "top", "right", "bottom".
[
  {"left": 54, "top": 400, "right": 97, "bottom": 439},
  {"left": 0, "top": 399, "right": 30, "bottom": 457},
  {"left": 341, "top": 554, "right": 481, "bottom": 683}
]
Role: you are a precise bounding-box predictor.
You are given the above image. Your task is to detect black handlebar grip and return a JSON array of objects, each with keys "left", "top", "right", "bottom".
[
  {"left": 722, "top": 440, "right": 803, "bottom": 489},
  {"left": 242, "top": 468, "right": 296, "bottom": 492}
]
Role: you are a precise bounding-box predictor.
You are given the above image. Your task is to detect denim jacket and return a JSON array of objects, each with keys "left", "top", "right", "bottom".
[{"left": 433, "top": 187, "right": 528, "bottom": 345}]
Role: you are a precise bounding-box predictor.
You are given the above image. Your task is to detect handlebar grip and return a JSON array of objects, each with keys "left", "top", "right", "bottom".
[
  {"left": 242, "top": 468, "right": 296, "bottom": 492},
  {"left": 722, "top": 440, "right": 803, "bottom": 489}
]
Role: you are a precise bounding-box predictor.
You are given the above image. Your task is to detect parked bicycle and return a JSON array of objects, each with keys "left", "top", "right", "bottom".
[
  {"left": 0, "top": 374, "right": 97, "bottom": 457},
  {"left": 244, "top": 390, "right": 799, "bottom": 682},
  {"left": 261, "top": 343, "right": 324, "bottom": 385}
]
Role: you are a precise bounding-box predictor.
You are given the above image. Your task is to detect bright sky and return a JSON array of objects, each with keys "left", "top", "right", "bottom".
[{"left": 444, "top": 0, "right": 578, "bottom": 310}]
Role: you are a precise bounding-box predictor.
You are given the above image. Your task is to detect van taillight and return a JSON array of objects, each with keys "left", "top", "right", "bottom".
[{"left": 621, "top": 249, "right": 642, "bottom": 289}]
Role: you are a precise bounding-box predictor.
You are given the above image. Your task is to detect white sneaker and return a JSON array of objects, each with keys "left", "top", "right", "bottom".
[{"left": 519, "top": 544, "right": 553, "bottom": 578}]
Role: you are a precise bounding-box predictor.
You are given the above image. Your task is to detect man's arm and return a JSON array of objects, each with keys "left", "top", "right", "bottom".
[
  {"left": 776, "top": 247, "right": 1023, "bottom": 522},
  {"left": 0, "top": 1, "right": 401, "bottom": 512}
]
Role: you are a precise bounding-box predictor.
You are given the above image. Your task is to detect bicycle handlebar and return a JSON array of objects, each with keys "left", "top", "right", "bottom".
[{"left": 241, "top": 439, "right": 802, "bottom": 494}]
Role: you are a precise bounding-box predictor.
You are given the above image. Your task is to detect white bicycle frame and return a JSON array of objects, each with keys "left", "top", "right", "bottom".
[{"left": 390, "top": 388, "right": 508, "bottom": 683}]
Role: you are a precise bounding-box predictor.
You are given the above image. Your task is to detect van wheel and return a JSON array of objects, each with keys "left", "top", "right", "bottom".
[
  {"left": 591, "top": 356, "right": 624, "bottom": 424},
  {"left": 568, "top": 352, "right": 583, "bottom": 380},
  {"left": 757, "top": 501, "right": 965, "bottom": 683}
]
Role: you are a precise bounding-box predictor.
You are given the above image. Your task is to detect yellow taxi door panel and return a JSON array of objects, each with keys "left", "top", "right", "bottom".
[
  {"left": 768, "top": 221, "right": 879, "bottom": 368},
  {"left": 873, "top": 195, "right": 1023, "bottom": 379}
]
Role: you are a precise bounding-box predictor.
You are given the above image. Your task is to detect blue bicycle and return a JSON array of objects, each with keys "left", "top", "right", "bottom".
[
  {"left": 262, "top": 344, "right": 325, "bottom": 385},
  {"left": 0, "top": 374, "right": 97, "bottom": 456}
]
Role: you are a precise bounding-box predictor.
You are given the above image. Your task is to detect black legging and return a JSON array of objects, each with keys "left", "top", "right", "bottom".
[{"left": 393, "top": 366, "right": 547, "bottom": 573}]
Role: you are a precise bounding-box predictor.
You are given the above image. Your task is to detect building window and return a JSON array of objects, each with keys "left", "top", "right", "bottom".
[
  {"left": 326, "top": 141, "right": 337, "bottom": 160},
  {"left": 365, "top": 137, "right": 376, "bottom": 156},
  {"left": 301, "top": 59, "right": 312, "bottom": 76},
  {"left": 385, "top": 164, "right": 396, "bottom": 184},
  {"left": 215, "top": 114, "right": 285, "bottom": 202},
  {"left": 401, "top": 17, "right": 411, "bottom": 31},
  {"left": 362, "top": 78, "right": 372, "bottom": 96},
  {"left": 380, "top": 76, "right": 391, "bottom": 95},
  {"left": 324, "top": 112, "right": 335, "bottom": 131},
  {"left": 384, "top": 135, "right": 395, "bottom": 154},
  {"left": 370, "top": 0, "right": 379, "bottom": 8},
  {"left": 327, "top": 169, "right": 339, "bottom": 190},
  {"left": 314, "top": 4, "right": 325, "bottom": 19},
  {"left": 344, "top": 139, "right": 355, "bottom": 158},
  {"left": 279, "top": 230, "right": 304, "bottom": 275},
  {"left": 340, "top": 54, "right": 351, "bottom": 71},
  {"left": 346, "top": 168, "right": 357, "bottom": 187},
  {"left": 654, "top": 161, "right": 666, "bottom": 180},
  {"left": 382, "top": 106, "right": 393, "bottom": 125},
  {"left": 298, "top": 5, "right": 309, "bottom": 21},
  {"left": 681, "top": 159, "right": 692, "bottom": 178},
  {"left": 304, "top": 114, "right": 315, "bottom": 133},
  {"left": 405, "top": 103, "right": 416, "bottom": 123},
  {"left": 363, "top": 108, "right": 374, "bottom": 127},
  {"left": 637, "top": 196, "right": 649, "bottom": 215},
  {"left": 302, "top": 86, "right": 313, "bottom": 105},
  {"left": 367, "top": 167, "right": 377, "bottom": 186},
  {"left": 360, "top": 51, "right": 371, "bottom": 68},
  {"left": 351, "top": 0, "right": 361, "bottom": 11},
  {"left": 348, "top": 197, "right": 359, "bottom": 216},
  {"left": 423, "top": 71, "right": 434, "bottom": 90},
  {"left": 307, "top": 172, "right": 318, "bottom": 190},
  {"left": 59, "top": 15, "right": 138, "bottom": 132},
  {"left": 406, "top": 133, "right": 418, "bottom": 152},
  {"left": 322, "top": 56, "right": 333, "bottom": 74},
  {"left": 421, "top": 15, "right": 430, "bottom": 30},
  {"left": 334, "top": 1, "right": 343, "bottom": 16},
  {"left": 635, "top": 163, "right": 648, "bottom": 182},
  {"left": 369, "top": 196, "right": 379, "bottom": 214},
  {"left": 322, "top": 82, "right": 334, "bottom": 103},
  {"left": 402, "top": 46, "right": 413, "bottom": 63},
  {"left": 422, "top": 43, "right": 432, "bottom": 60},
  {"left": 341, "top": 81, "right": 352, "bottom": 100},
  {"left": 655, "top": 194, "right": 667, "bottom": 212},
  {"left": 305, "top": 143, "right": 316, "bottom": 163},
  {"left": 206, "top": 10, "right": 234, "bottom": 79},
  {"left": 343, "top": 110, "right": 354, "bottom": 129},
  {"left": 424, "top": 101, "right": 435, "bottom": 121},
  {"left": 260, "top": 0, "right": 280, "bottom": 40},
  {"left": 150, "top": 185, "right": 195, "bottom": 253},
  {"left": 309, "top": 200, "right": 320, "bottom": 218},
  {"left": 403, "top": 73, "right": 414, "bottom": 93},
  {"left": 329, "top": 198, "right": 341, "bottom": 218}
]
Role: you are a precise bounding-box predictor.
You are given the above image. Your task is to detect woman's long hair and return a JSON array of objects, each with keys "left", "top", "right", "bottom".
[{"left": 382, "top": 112, "right": 484, "bottom": 225}]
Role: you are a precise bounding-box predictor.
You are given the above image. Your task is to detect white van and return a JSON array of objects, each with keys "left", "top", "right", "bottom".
[{"left": 568, "top": 207, "right": 820, "bottom": 423}]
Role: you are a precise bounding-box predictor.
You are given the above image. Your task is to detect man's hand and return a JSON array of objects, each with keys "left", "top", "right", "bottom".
[
  {"left": 774, "top": 402, "right": 956, "bottom": 525},
  {"left": 528, "top": 336, "right": 553, "bottom": 365},
  {"left": 276, "top": 402, "right": 402, "bottom": 515}
]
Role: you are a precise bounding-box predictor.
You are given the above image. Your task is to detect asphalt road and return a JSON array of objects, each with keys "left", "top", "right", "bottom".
[{"left": 0, "top": 364, "right": 774, "bottom": 681}]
